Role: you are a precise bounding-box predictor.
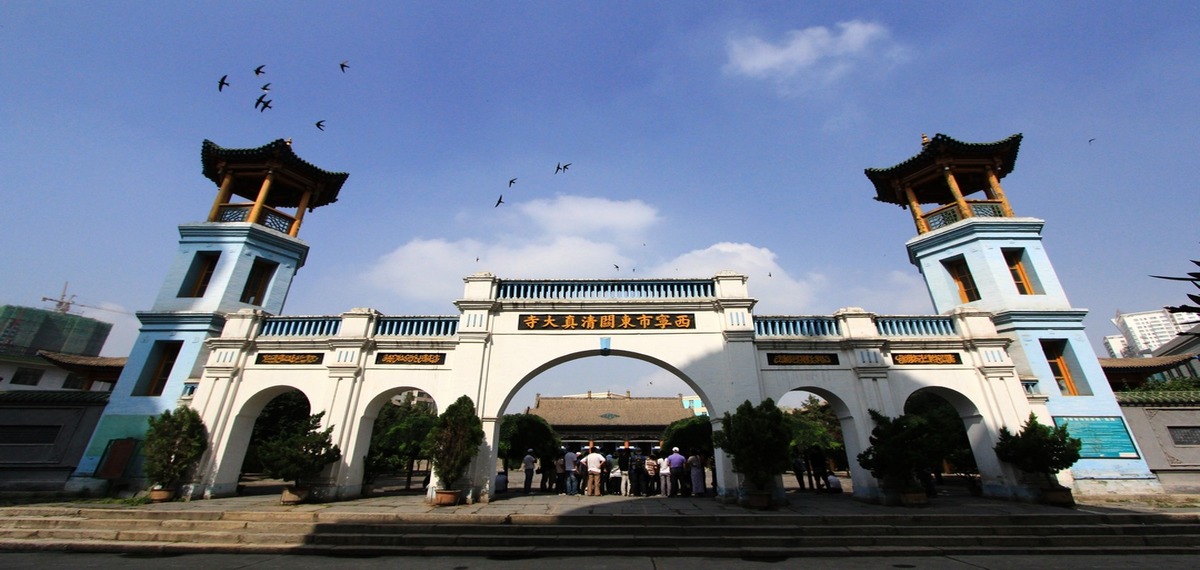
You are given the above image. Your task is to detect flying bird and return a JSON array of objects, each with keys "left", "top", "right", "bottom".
[
  {"left": 259, "top": 99, "right": 272, "bottom": 112},
  {"left": 555, "top": 162, "right": 571, "bottom": 174},
  {"left": 340, "top": 60, "right": 350, "bottom": 73},
  {"left": 508, "top": 178, "right": 517, "bottom": 187},
  {"left": 315, "top": 120, "right": 325, "bottom": 131},
  {"left": 254, "top": 65, "right": 266, "bottom": 75},
  {"left": 494, "top": 195, "right": 504, "bottom": 207},
  {"left": 613, "top": 264, "right": 619, "bottom": 271},
  {"left": 260, "top": 82, "right": 271, "bottom": 92},
  {"left": 217, "top": 75, "right": 229, "bottom": 91},
  {"left": 1088, "top": 138, "right": 1096, "bottom": 145},
  {"left": 254, "top": 93, "right": 267, "bottom": 109}
]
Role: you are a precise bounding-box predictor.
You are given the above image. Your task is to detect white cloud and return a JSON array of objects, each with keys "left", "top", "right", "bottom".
[
  {"left": 517, "top": 195, "right": 659, "bottom": 245},
  {"left": 650, "top": 242, "right": 824, "bottom": 313},
  {"left": 725, "top": 20, "right": 907, "bottom": 90}
]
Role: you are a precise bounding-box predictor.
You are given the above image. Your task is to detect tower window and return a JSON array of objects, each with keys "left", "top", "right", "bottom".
[
  {"left": 179, "top": 251, "right": 221, "bottom": 298},
  {"left": 240, "top": 257, "right": 279, "bottom": 305},
  {"left": 1003, "top": 248, "right": 1040, "bottom": 295},
  {"left": 1040, "top": 339, "right": 1089, "bottom": 396},
  {"left": 138, "top": 341, "right": 182, "bottom": 397},
  {"left": 943, "top": 257, "right": 980, "bottom": 303},
  {"left": 10, "top": 367, "right": 44, "bottom": 386}
]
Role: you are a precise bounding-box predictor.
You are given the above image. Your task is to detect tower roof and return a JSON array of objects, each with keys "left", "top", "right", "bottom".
[
  {"left": 865, "top": 133, "right": 1022, "bottom": 206},
  {"left": 201, "top": 139, "right": 349, "bottom": 209}
]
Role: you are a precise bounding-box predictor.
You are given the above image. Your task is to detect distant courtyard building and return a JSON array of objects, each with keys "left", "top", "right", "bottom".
[{"left": 526, "top": 392, "right": 695, "bottom": 452}]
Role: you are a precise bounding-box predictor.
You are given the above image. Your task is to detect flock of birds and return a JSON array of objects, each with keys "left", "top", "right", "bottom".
[{"left": 217, "top": 61, "right": 349, "bottom": 131}]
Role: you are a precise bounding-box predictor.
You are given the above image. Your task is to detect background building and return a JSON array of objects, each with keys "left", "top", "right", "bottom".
[
  {"left": 1110, "top": 309, "right": 1200, "bottom": 357},
  {"left": 0, "top": 305, "right": 115, "bottom": 391}
]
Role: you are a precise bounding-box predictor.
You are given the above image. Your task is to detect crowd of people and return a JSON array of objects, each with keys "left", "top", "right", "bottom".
[{"left": 502, "top": 445, "right": 712, "bottom": 497}]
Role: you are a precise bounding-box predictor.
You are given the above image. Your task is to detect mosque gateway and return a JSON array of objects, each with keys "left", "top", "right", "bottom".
[{"left": 67, "top": 135, "right": 1160, "bottom": 503}]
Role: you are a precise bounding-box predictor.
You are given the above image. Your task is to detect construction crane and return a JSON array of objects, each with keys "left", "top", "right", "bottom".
[{"left": 42, "top": 282, "right": 133, "bottom": 316}]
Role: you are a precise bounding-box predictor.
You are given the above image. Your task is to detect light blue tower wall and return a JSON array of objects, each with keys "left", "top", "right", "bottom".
[{"left": 908, "top": 216, "right": 1158, "bottom": 490}]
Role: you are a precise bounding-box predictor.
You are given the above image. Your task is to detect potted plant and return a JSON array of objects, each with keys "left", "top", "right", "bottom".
[
  {"left": 993, "top": 412, "right": 1081, "bottom": 507},
  {"left": 712, "top": 398, "right": 792, "bottom": 509},
  {"left": 856, "top": 410, "right": 931, "bottom": 506},
  {"left": 423, "top": 395, "right": 484, "bottom": 506},
  {"left": 142, "top": 406, "right": 208, "bottom": 502},
  {"left": 257, "top": 411, "right": 342, "bottom": 504}
]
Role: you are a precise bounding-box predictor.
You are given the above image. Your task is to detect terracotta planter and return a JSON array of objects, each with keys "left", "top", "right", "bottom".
[
  {"left": 1040, "top": 486, "right": 1075, "bottom": 508},
  {"left": 899, "top": 490, "right": 928, "bottom": 507},
  {"left": 148, "top": 488, "right": 175, "bottom": 503},
  {"left": 280, "top": 486, "right": 310, "bottom": 505},
  {"left": 434, "top": 489, "right": 461, "bottom": 506},
  {"left": 741, "top": 490, "right": 773, "bottom": 510}
]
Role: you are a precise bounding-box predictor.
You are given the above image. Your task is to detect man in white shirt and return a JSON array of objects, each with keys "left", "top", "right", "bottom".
[
  {"left": 522, "top": 449, "right": 536, "bottom": 494},
  {"left": 583, "top": 447, "right": 606, "bottom": 496}
]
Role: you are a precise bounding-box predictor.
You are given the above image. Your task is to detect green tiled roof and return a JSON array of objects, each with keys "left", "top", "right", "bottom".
[{"left": 1115, "top": 391, "right": 1200, "bottom": 406}]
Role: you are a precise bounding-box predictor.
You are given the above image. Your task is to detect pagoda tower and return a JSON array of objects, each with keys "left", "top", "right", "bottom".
[
  {"left": 67, "top": 140, "right": 348, "bottom": 493},
  {"left": 865, "top": 133, "right": 1159, "bottom": 494}
]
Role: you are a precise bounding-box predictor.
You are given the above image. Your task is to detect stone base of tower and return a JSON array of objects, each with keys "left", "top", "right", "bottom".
[{"left": 1062, "top": 472, "right": 1165, "bottom": 496}]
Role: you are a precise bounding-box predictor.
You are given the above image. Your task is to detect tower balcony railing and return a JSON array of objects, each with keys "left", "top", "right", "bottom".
[
  {"left": 216, "top": 203, "right": 297, "bottom": 234},
  {"left": 754, "top": 316, "right": 841, "bottom": 337},
  {"left": 922, "top": 199, "right": 1008, "bottom": 231},
  {"left": 875, "top": 316, "right": 956, "bottom": 337},
  {"left": 496, "top": 279, "right": 716, "bottom": 300}
]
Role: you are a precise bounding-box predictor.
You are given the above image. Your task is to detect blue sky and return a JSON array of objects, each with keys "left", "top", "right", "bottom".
[{"left": 4, "top": 2, "right": 1199, "bottom": 409}]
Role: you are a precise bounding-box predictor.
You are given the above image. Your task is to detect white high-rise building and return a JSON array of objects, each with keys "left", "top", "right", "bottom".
[
  {"left": 1110, "top": 309, "right": 1200, "bottom": 357},
  {"left": 1103, "top": 334, "right": 1130, "bottom": 358}
]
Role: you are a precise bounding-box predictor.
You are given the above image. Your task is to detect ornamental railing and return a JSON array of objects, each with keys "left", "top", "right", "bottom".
[
  {"left": 754, "top": 316, "right": 840, "bottom": 337},
  {"left": 260, "top": 316, "right": 342, "bottom": 337},
  {"left": 376, "top": 316, "right": 459, "bottom": 337},
  {"left": 922, "top": 199, "right": 1008, "bottom": 231},
  {"left": 216, "top": 203, "right": 297, "bottom": 234},
  {"left": 496, "top": 279, "right": 715, "bottom": 300},
  {"left": 874, "top": 316, "right": 956, "bottom": 337}
]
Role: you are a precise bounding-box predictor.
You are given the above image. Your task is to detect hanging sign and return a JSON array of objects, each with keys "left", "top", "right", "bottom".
[
  {"left": 375, "top": 352, "right": 446, "bottom": 365},
  {"left": 518, "top": 313, "right": 696, "bottom": 331},
  {"left": 893, "top": 352, "right": 962, "bottom": 365},
  {"left": 256, "top": 353, "right": 323, "bottom": 365},
  {"left": 767, "top": 353, "right": 840, "bottom": 366}
]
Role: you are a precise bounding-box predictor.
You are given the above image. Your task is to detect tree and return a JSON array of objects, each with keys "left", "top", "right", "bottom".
[
  {"left": 856, "top": 410, "right": 933, "bottom": 491},
  {"left": 257, "top": 411, "right": 342, "bottom": 488},
  {"left": 662, "top": 414, "right": 713, "bottom": 458},
  {"left": 143, "top": 406, "right": 207, "bottom": 490},
  {"left": 244, "top": 390, "right": 309, "bottom": 473},
  {"left": 1151, "top": 254, "right": 1200, "bottom": 334},
  {"left": 712, "top": 399, "right": 792, "bottom": 492},
  {"left": 904, "top": 392, "right": 975, "bottom": 477},
  {"left": 993, "top": 412, "right": 1081, "bottom": 487},
  {"left": 497, "top": 413, "right": 560, "bottom": 471},
  {"left": 365, "top": 392, "right": 436, "bottom": 487},
  {"left": 424, "top": 395, "right": 484, "bottom": 489}
]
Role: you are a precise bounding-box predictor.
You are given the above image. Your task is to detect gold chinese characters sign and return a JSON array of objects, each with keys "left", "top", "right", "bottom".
[
  {"left": 892, "top": 353, "right": 962, "bottom": 365},
  {"left": 256, "top": 353, "right": 324, "bottom": 365},
  {"left": 767, "top": 353, "right": 840, "bottom": 366},
  {"left": 376, "top": 353, "right": 446, "bottom": 365},
  {"left": 517, "top": 313, "right": 696, "bottom": 331}
]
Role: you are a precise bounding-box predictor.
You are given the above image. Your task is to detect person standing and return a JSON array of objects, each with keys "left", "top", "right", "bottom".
[
  {"left": 522, "top": 449, "right": 536, "bottom": 494},
  {"left": 563, "top": 447, "right": 579, "bottom": 496},
  {"left": 554, "top": 450, "right": 567, "bottom": 494},
  {"left": 688, "top": 451, "right": 706, "bottom": 498},
  {"left": 658, "top": 453, "right": 672, "bottom": 497},
  {"left": 629, "top": 447, "right": 644, "bottom": 496},
  {"left": 643, "top": 452, "right": 658, "bottom": 495},
  {"left": 667, "top": 447, "right": 687, "bottom": 497},
  {"left": 583, "top": 447, "right": 606, "bottom": 496},
  {"left": 617, "top": 448, "right": 632, "bottom": 496}
]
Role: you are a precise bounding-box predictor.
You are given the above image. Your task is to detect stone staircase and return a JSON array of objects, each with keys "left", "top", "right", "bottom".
[{"left": 2, "top": 507, "right": 1199, "bottom": 557}]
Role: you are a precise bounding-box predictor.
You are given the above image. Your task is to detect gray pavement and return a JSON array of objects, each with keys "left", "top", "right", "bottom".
[{"left": 3, "top": 552, "right": 1200, "bottom": 569}]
